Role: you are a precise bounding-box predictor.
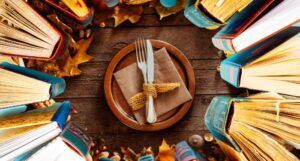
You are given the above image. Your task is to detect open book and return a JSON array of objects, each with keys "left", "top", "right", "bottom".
[
  {"left": 0, "top": 62, "right": 65, "bottom": 108},
  {"left": 221, "top": 31, "right": 300, "bottom": 97},
  {"left": 205, "top": 93, "right": 300, "bottom": 161},
  {"left": 0, "top": 102, "right": 71, "bottom": 160},
  {"left": 0, "top": 0, "right": 69, "bottom": 59},
  {"left": 213, "top": 0, "right": 300, "bottom": 53}
]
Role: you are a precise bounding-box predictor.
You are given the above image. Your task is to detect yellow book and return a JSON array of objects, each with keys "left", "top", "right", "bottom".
[{"left": 200, "top": 0, "right": 253, "bottom": 23}]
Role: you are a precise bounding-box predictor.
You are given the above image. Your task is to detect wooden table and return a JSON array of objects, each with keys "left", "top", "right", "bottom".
[{"left": 57, "top": 8, "right": 240, "bottom": 152}]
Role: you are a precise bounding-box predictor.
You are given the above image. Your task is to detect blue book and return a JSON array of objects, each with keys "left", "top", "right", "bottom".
[
  {"left": 0, "top": 105, "right": 27, "bottom": 118},
  {"left": 0, "top": 62, "right": 66, "bottom": 108},
  {"left": 220, "top": 31, "right": 300, "bottom": 96},
  {"left": 138, "top": 155, "right": 155, "bottom": 161},
  {"left": 60, "top": 122, "right": 92, "bottom": 157},
  {"left": 205, "top": 94, "right": 300, "bottom": 160},
  {"left": 175, "top": 141, "right": 206, "bottom": 161}
]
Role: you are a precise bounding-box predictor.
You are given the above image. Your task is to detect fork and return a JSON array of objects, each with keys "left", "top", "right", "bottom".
[{"left": 135, "top": 37, "right": 148, "bottom": 84}]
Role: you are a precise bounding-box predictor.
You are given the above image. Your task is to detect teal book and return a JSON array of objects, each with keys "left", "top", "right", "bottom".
[
  {"left": 0, "top": 105, "right": 27, "bottom": 118},
  {"left": 184, "top": 0, "right": 222, "bottom": 29},
  {"left": 60, "top": 122, "right": 92, "bottom": 157},
  {"left": 220, "top": 31, "right": 300, "bottom": 97},
  {"left": 175, "top": 141, "right": 206, "bottom": 161},
  {"left": 212, "top": 0, "right": 300, "bottom": 53},
  {"left": 205, "top": 93, "right": 300, "bottom": 161},
  {"left": 0, "top": 62, "right": 66, "bottom": 108}
]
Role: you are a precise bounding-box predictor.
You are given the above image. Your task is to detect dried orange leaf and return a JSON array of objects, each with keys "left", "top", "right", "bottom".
[
  {"left": 27, "top": 36, "right": 93, "bottom": 77},
  {"left": 94, "top": 5, "right": 143, "bottom": 27},
  {"left": 112, "top": 5, "right": 143, "bottom": 27},
  {"left": 121, "top": 0, "right": 153, "bottom": 5},
  {"left": 152, "top": 0, "right": 187, "bottom": 20},
  {"left": 158, "top": 139, "right": 175, "bottom": 161}
]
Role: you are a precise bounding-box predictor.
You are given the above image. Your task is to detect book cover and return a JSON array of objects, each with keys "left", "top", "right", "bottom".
[
  {"left": 42, "top": 0, "right": 94, "bottom": 27},
  {"left": 0, "top": 105, "right": 27, "bottom": 118},
  {"left": 220, "top": 28, "right": 300, "bottom": 87},
  {"left": 0, "top": 62, "right": 66, "bottom": 97},
  {"left": 212, "top": 0, "right": 274, "bottom": 52},
  {"left": 60, "top": 122, "right": 92, "bottom": 157}
]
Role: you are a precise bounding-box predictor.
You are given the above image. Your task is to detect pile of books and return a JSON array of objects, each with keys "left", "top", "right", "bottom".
[
  {"left": 0, "top": 0, "right": 94, "bottom": 160},
  {"left": 0, "top": 62, "right": 92, "bottom": 161},
  {"left": 205, "top": 0, "right": 300, "bottom": 160}
]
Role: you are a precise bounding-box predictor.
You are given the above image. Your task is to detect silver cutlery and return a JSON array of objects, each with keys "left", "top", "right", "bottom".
[
  {"left": 135, "top": 38, "right": 157, "bottom": 123},
  {"left": 146, "top": 39, "right": 157, "bottom": 123}
]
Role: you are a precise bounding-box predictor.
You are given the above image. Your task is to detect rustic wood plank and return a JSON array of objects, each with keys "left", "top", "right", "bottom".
[
  {"left": 56, "top": 95, "right": 228, "bottom": 151},
  {"left": 88, "top": 26, "right": 219, "bottom": 61},
  {"left": 59, "top": 69, "right": 240, "bottom": 98}
]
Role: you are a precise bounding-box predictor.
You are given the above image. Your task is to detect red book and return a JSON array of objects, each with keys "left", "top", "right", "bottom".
[{"left": 0, "top": 0, "right": 70, "bottom": 60}]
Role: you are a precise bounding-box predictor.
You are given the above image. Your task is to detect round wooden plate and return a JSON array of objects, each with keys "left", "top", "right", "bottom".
[{"left": 104, "top": 40, "right": 195, "bottom": 131}]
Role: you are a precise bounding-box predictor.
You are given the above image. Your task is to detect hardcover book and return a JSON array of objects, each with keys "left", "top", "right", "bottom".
[
  {"left": 0, "top": 62, "right": 66, "bottom": 108},
  {"left": 212, "top": 0, "right": 300, "bottom": 53},
  {"left": 205, "top": 93, "right": 300, "bottom": 161},
  {"left": 42, "top": 0, "right": 94, "bottom": 27},
  {"left": 0, "top": 0, "right": 69, "bottom": 60},
  {"left": 220, "top": 31, "right": 300, "bottom": 97}
]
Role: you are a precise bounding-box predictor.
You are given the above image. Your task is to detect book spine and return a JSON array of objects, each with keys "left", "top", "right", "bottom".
[
  {"left": 212, "top": 37, "right": 235, "bottom": 52},
  {"left": 0, "top": 62, "right": 66, "bottom": 98},
  {"left": 204, "top": 96, "right": 241, "bottom": 151},
  {"left": 220, "top": 60, "right": 241, "bottom": 88},
  {"left": 0, "top": 105, "right": 27, "bottom": 118},
  {"left": 51, "top": 101, "right": 71, "bottom": 129},
  {"left": 61, "top": 122, "right": 92, "bottom": 157},
  {"left": 184, "top": 0, "right": 222, "bottom": 29}
]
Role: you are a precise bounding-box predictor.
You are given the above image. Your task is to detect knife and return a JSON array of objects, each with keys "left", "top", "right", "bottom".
[{"left": 146, "top": 39, "right": 157, "bottom": 123}]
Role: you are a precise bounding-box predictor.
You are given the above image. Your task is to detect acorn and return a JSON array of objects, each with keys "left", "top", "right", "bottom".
[
  {"left": 204, "top": 133, "right": 214, "bottom": 142},
  {"left": 99, "top": 151, "right": 110, "bottom": 159},
  {"left": 110, "top": 155, "right": 121, "bottom": 161},
  {"left": 188, "top": 134, "right": 204, "bottom": 148}
]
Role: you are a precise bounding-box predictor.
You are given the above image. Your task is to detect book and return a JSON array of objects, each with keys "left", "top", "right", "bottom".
[
  {"left": 213, "top": 0, "right": 300, "bottom": 53},
  {"left": 42, "top": 0, "right": 94, "bottom": 27},
  {"left": 220, "top": 31, "right": 300, "bottom": 97},
  {"left": 0, "top": 0, "right": 69, "bottom": 59},
  {"left": 26, "top": 137, "right": 85, "bottom": 161},
  {"left": 25, "top": 122, "right": 91, "bottom": 161},
  {"left": 184, "top": 0, "right": 223, "bottom": 29},
  {"left": 205, "top": 93, "right": 300, "bottom": 161},
  {"left": 200, "top": 0, "right": 252, "bottom": 23},
  {"left": 175, "top": 141, "right": 206, "bottom": 161},
  {"left": 0, "top": 101, "right": 71, "bottom": 160},
  {"left": 0, "top": 62, "right": 65, "bottom": 108},
  {"left": 60, "top": 122, "right": 93, "bottom": 157},
  {"left": 0, "top": 105, "right": 27, "bottom": 118}
]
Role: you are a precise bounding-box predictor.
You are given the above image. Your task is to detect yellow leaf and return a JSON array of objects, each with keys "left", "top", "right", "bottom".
[
  {"left": 27, "top": 36, "right": 93, "bottom": 77},
  {"left": 158, "top": 139, "right": 175, "bottom": 161},
  {"left": 112, "top": 5, "right": 143, "bottom": 27},
  {"left": 152, "top": 0, "right": 187, "bottom": 20}
]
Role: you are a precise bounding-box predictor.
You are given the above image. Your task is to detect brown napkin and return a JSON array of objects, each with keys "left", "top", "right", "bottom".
[{"left": 114, "top": 48, "right": 192, "bottom": 124}]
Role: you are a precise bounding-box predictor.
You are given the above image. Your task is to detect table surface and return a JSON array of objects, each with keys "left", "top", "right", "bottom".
[{"left": 57, "top": 8, "right": 241, "bottom": 152}]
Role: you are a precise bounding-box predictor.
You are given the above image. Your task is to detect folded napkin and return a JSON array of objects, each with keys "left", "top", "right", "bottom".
[{"left": 114, "top": 48, "right": 192, "bottom": 124}]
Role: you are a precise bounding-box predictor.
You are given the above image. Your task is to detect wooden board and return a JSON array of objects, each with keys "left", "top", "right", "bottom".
[{"left": 57, "top": 8, "right": 243, "bottom": 152}]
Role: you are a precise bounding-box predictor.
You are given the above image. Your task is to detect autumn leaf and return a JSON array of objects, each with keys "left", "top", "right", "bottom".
[
  {"left": 94, "top": 5, "right": 143, "bottom": 27},
  {"left": 151, "top": 0, "right": 187, "bottom": 20},
  {"left": 27, "top": 36, "right": 93, "bottom": 77},
  {"left": 157, "top": 139, "right": 175, "bottom": 161},
  {"left": 121, "top": 0, "right": 153, "bottom": 5}
]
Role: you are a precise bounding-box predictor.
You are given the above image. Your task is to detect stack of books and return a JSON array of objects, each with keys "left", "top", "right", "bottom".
[
  {"left": 206, "top": 0, "right": 300, "bottom": 160},
  {"left": 0, "top": 63, "right": 92, "bottom": 161},
  {"left": 0, "top": 0, "right": 95, "bottom": 160}
]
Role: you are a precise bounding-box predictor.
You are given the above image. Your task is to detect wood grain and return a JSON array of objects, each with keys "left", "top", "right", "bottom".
[{"left": 64, "top": 8, "right": 241, "bottom": 152}]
